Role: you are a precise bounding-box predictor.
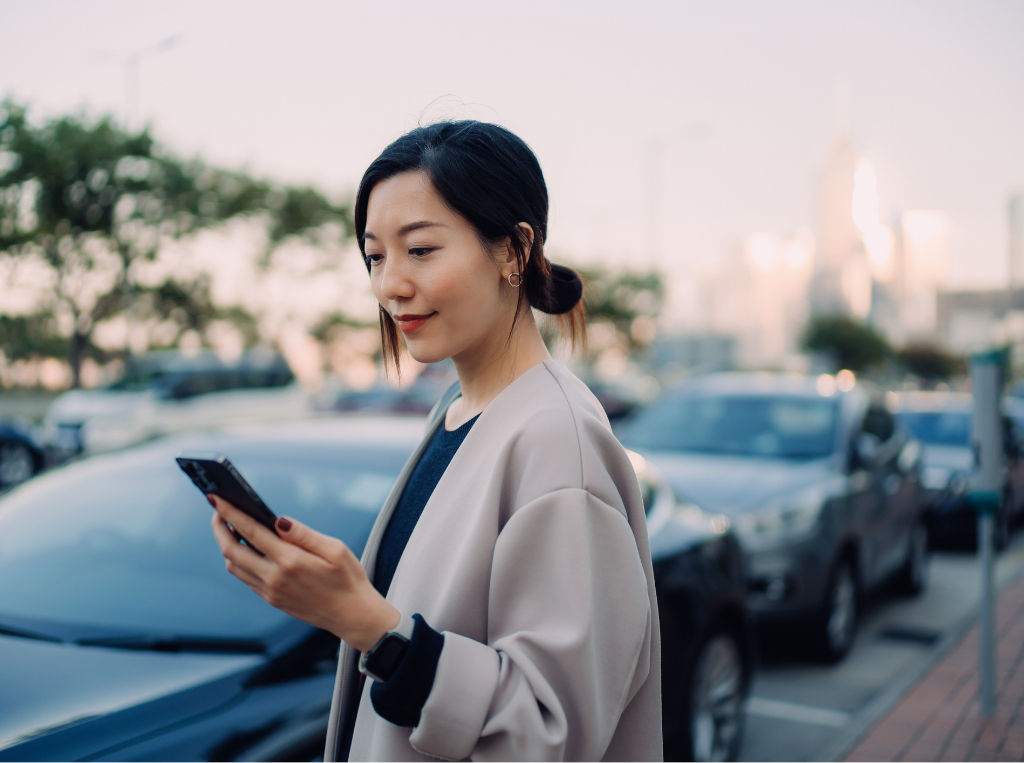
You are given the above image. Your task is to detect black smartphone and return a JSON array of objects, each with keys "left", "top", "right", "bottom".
[{"left": 176, "top": 451, "right": 279, "bottom": 549}]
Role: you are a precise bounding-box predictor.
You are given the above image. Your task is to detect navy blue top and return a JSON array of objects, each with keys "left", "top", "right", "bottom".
[
  {"left": 366, "top": 412, "right": 478, "bottom": 728},
  {"left": 373, "top": 413, "right": 478, "bottom": 596}
]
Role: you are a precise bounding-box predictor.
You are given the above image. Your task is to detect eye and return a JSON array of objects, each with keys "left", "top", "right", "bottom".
[
  {"left": 363, "top": 252, "right": 383, "bottom": 266},
  {"left": 409, "top": 247, "right": 435, "bottom": 257}
]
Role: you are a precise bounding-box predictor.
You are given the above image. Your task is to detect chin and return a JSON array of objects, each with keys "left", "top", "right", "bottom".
[{"left": 404, "top": 344, "right": 450, "bottom": 366}]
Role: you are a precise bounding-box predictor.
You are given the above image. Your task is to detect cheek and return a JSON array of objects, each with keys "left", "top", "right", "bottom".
[{"left": 425, "top": 266, "right": 497, "bottom": 312}]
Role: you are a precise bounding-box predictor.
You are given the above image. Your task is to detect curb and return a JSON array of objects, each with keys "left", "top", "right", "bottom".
[{"left": 821, "top": 557, "right": 1024, "bottom": 762}]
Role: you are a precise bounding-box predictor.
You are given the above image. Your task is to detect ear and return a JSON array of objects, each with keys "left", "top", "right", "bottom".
[{"left": 500, "top": 222, "right": 535, "bottom": 266}]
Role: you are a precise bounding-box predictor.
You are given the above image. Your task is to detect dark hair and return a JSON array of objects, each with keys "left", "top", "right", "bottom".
[{"left": 354, "top": 120, "right": 585, "bottom": 373}]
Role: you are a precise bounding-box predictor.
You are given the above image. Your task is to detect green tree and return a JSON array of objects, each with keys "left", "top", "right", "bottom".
[
  {"left": 0, "top": 100, "right": 351, "bottom": 386},
  {"left": 800, "top": 313, "right": 892, "bottom": 373},
  {"left": 896, "top": 342, "right": 966, "bottom": 385},
  {"left": 575, "top": 264, "right": 665, "bottom": 349}
]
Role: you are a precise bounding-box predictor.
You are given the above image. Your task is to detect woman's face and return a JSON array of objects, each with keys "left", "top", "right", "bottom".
[{"left": 363, "top": 170, "right": 518, "bottom": 367}]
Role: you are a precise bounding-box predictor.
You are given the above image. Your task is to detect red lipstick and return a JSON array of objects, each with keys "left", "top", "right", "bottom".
[{"left": 394, "top": 312, "right": 435, "bottom": 333}]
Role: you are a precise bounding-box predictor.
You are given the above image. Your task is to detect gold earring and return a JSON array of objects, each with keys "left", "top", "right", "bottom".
[{"left": 507, "top": 272, "right": 522, "bottom": 287}]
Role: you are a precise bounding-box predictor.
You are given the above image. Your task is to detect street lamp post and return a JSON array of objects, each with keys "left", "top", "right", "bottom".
[
  {"left": 122, "top": 33, "right": 183, "bottom": 130},
  {"left": 970, "top": 349, "right": 1005, "bottom": 717}
]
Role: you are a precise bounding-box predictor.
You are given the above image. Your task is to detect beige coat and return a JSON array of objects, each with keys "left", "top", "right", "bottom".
[{"left": 324, "top": 360, "right": 662, "bottom": 761}]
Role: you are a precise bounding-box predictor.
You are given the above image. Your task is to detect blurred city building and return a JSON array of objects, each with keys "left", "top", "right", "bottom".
[
  {"left": 811, "top": 136, "right": 874, "bottom": 320},
  {"left": 892, "top": 209, "right": 951, "bottom": 343},
  {"left": 671, "top": 132, "right": 1009, "bottom": 376},
  {"left": 696, "top": 230, "right": 814, "bottom": 370},
  {"left": 933, "top": 192, "right": 1024, "bottom": 359}
]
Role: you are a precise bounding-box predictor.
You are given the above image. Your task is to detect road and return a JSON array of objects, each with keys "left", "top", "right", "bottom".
[{"left": 738, "top": 530, "right": 1024, "bottom": 762}]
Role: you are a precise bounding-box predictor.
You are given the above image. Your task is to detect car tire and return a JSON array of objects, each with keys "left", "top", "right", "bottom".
[
  {"left": 0, "top": 441, "right": 36, "bottom": 486},
  {"left": 668, "top": 627, "right": 747, "bottom": 762},
  {"left": 815, "top": 556, "right": 858, "bottom": 663},
  {"left": 895, "top": 521, "right": 929, "bottom": 596}
]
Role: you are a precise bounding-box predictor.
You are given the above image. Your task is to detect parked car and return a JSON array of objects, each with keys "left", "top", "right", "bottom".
[
  {"left": 634, "top": 450, "right": 753, "bottom": 761},
  {"left": 0, "top": 420, "right": 46, "bottom": 487},
  {"left": 894, "top": 391, "right": 1024, "bottom": 549},
  {"left": 41, "top": 349, "right": 309, "bottom": 457},
  {"left": 617, "top": 372, "right": 928, "bottom": 662},
  {"left": 0, "top": 417, "right": 752, "bottom": 762}
]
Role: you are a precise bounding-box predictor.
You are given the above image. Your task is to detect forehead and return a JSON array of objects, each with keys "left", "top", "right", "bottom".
[{"left": 365, "top": 170, "right": 455, "bottom": 231}]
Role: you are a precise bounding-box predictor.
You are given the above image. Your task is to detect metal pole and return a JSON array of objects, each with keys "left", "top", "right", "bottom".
[{"left": 970, "top": 350, "right": 1003, "bottom": 717}]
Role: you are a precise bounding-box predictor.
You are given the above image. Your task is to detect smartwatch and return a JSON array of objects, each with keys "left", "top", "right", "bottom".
[{"left": 359, "top": 612, "right": 415, "bottom": 682}]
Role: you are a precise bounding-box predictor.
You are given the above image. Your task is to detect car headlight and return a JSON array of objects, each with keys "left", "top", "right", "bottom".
[{"left": 734, "top": 489, "right": 823, "bottom": 550}]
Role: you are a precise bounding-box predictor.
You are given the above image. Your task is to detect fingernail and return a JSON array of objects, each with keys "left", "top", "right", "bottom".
[
  {"left": 207, "top": 495, "right": 217, "bottom": 508},
  {"left": 277, "top": 517, "right": 292, "bottom": 532}
]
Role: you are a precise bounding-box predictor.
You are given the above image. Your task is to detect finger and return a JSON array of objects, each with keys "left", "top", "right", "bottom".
[
  {"left": 274, "top": 515, "right": 351, "bottom": 563},
  {"left": 210, "top": 511, "right": 236, "bottom": 552},
  {"left": 222, "top": 551, "right": 267, "bottom": 594},
  {"left": 211, "top": 513, "right": 273, "bottom": 576},
  {"left": 209, "top": 494, "right": 281, "bottom": 555}
]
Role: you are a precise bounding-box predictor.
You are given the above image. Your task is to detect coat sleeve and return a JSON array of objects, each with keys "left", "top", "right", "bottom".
[{"left": 407, "top": 487, "right": 654, "bottom": 761}]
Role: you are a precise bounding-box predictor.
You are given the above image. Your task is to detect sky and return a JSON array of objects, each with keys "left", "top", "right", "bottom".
[{"left": 2, "top": 0, "right": 1023, "bottom": 328}]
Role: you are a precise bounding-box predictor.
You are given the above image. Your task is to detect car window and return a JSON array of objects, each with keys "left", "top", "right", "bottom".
[
  {"left": 896, "top": 410, "right": 969, "bottom": 447},
  {"left": 620, "top": 393, "right": 838, "bottom": 459},
  {"left": 0, "top": 445, "right": 402, "bottom": 643}
]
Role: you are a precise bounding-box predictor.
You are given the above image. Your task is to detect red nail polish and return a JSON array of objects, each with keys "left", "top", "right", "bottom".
[
  {"left": 277, "top": 517, "right": 292, "bottom": 532},
  {"left": 207, "top": 495, "right": 216, "bottom": 507}
]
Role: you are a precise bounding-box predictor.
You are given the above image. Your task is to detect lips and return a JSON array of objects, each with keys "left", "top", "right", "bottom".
[{"left": 393, "top": 312, "right": 436, "bottom": 334}]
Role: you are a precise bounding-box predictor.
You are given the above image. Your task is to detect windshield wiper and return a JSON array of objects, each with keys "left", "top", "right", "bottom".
[
  {"left": 0, "top": 623, "right": 63, "bottom": 643},
  {"left": 76, "top": 634, "right": 266, "bottom": 654}
]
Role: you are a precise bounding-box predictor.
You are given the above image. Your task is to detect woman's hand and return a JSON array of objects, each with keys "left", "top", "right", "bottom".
[{"left": 209, "top": 495, "right": 399, "bottom": 652}]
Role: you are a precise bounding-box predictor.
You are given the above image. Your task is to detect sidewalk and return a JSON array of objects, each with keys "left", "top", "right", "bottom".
[{"left": 840, "top": 570, "right": 1024, "bottom": 762}]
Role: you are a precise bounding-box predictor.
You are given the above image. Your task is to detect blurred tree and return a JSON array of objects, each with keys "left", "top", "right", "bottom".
[
  {"left": 576, "top": 265, "right": 665, "bottom": 350},
  {"left": 800, "top": 313, "right": 892, "bottom": 373},
  {"left": 896, "top": 342, "right": 966, "bottom": 385},
  {"left": 309, "top": 311, "right": 375, "bottom": 343},
  {"left": 0, "top": 100, "right": 352, "bottom": 386},
  {"left": 0, "top": 313, "right": 68, "bottom": 361}
]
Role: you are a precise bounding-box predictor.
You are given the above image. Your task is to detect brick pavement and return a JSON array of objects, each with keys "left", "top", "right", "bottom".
[{"left": 842, "top": 572, "right": 1024, "bottom": 762}]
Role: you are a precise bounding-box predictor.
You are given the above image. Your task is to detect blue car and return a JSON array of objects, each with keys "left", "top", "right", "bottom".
[
  {"left": 0, "top": 420, "right": 45, "bottom": 487},
  {"left": 894, "top": 391, "right": 1024, "bottom": 549}
]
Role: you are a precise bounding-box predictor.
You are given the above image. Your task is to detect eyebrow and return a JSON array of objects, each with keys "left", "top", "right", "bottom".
[{"left": 363, "top": 220, "right": 447, "bottom": 241}]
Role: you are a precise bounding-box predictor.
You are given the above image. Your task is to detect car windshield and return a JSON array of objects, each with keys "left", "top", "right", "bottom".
[
  {"left": 0, "top": 442, "right": 403, "bottom": 645},
  {"left": 620, "top": 393, "right": 838, "bottom": 459},
  {"left": 897, "top": 410, "right": 970, "bottom": 447}
]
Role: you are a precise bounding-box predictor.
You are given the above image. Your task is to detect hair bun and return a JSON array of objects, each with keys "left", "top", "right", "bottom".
[{"left": 528, "top": 262, "right": 583, "bottom": 315}]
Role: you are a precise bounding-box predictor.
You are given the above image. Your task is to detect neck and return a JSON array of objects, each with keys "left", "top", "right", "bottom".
[{"left": 451, "top": 310, "right": 550, "bottom": 418}]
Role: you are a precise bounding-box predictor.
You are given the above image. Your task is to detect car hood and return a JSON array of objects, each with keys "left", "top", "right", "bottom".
[
  {"left": 46, "top": 390, "right": 152, "bottom": 423},
  {"left": 0, "top": 633, "right": 262, "bottom": 753},
  {"left": 639, "top": 451, "right": 834, "bottom": 516},
  {"left": 920, "top": 445, "right": 972, "bottom": 473}
]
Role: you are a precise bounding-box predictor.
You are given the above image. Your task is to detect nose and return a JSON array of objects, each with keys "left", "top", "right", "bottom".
[{"left": 373, "top": 253, "right": 414, "bottom": 303}]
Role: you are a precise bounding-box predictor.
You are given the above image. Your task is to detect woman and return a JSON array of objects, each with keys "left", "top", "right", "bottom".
[{"left": 209, "top": 121, "right": 662, "bottom": 761}]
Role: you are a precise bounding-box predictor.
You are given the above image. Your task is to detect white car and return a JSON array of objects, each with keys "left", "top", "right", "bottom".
[{"left": 42, "top": 349, "right": 311, "bottom": 456}]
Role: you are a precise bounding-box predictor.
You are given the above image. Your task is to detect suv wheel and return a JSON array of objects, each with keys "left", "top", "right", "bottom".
[
  {"left": 816, "top": 557, "right": 858, "bottom": 663},
  {"left": 678, "top": 629, "right": 747, "bottom": 762},
  {"left": 0, "top": 442, "right": 35, "bottom": 486}
]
